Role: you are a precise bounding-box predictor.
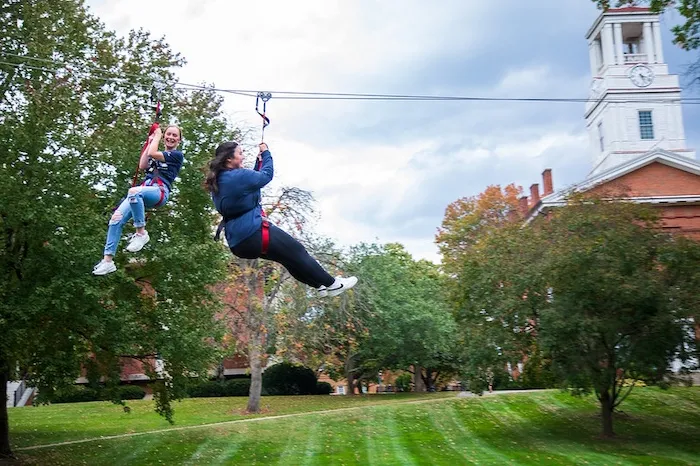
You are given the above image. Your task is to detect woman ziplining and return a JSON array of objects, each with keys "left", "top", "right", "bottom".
[
  {"left": 93, "top": 119, "right": 185, "bottom": 276},
  {"left": 205, "top": 92, "right": 357, "bottom": 296},
  {"left": 205, "top": 141, "right": 357, "bottom": 296}
]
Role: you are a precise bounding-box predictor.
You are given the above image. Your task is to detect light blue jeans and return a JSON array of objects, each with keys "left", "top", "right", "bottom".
[{"left": 103, "top": 182, "right": 169, "bottom": 256}]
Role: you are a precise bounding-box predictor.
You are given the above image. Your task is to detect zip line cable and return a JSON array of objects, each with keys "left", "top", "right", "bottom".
[{"left": 2, "top": 52, "right": 700, "bottom": 105}]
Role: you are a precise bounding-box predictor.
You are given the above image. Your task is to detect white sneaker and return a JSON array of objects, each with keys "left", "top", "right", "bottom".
[
  {"left": 317, "top": 286, "right": 328, "bottom": 297},
  {"left": 326, "top": 276, "right": 358, "bottom": 297},
  {"left": 126, "top": 231, "right": 150, "bottom": 252},
  {"left": 92, "top": 260, "right": 116, "bottom": 276}
]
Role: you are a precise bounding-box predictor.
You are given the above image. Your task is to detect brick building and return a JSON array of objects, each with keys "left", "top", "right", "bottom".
[{"left": 517, "top": 7, "right": 699, "bottom": 381}]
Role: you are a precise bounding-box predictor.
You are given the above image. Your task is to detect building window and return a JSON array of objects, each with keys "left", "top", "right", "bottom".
[
  {"left": 639, "top": 110, "right": 654, "bottom": 140},
  {"left": 597, "top": 121, "right": 605, "bottom": 151},
  {"left": 336, "top": 385, "right": 345, "bottom": 395}
]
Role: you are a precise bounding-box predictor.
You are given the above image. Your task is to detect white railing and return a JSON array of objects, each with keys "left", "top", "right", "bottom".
[{"left": 624, "top": 53, "right": 647, "bottom": 64}]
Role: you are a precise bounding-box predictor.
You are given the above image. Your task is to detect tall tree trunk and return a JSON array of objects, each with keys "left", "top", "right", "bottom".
[
  {"left": 344, "top": 354, "right": 355, "bottom": 396},
  {"left": 413, "top": 365, "right": 426, "bottom": 392},
  {"left": 0, "top": 361, "right": 13, "bottom": 458},
  {"left": 246, "top": 262, "right": 265, "bottom": 413},
  {"left": 599, "top": 389, "right": 615, "bottom": 438},
  {"left": 247, "top": 329, "right": 263, "bottom": 413},
  {"left": 422, "top": 368, "right": 435, "bottom": 391}
]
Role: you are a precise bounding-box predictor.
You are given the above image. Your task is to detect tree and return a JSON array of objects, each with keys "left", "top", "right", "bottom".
[
  {"left": 217, "top": 186, "right": 326, "bottom": 412},
  {"left": 0, "top": 1, "right": 233, "bottom": 457},
  {"left": 353, "top": 244, "right": 461, "bottom": 391},
  {"left": 439, "top": 184, "right": 541, "bottom": 395},
  {"left": 436, "top": 184, "right": 522, "bottom": 276},
  {"left": 592, "top": 1, "right": 700, "bottom": 50},
  {"left": 271, "top": 238, "right": 370, "bottom": 396},
  {"left": 457, "top": 196, "right": 694, "bottom": 437},
  {"left": 278, "top": 242, "right": 460, "bottom": 395},
  {"left": 455, "top": 222, "right": 549, "bottom": 394}
]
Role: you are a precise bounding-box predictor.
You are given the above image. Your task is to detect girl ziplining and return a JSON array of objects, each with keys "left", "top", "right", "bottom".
[
  {"left": 93, "top": 123, "right": 184, "bottom": 276},
  {"left": 205, "top": 92, "right": 357, "bottom": 296}
]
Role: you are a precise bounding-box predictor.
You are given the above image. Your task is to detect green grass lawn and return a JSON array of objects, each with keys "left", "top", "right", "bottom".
[{"left": 7, "top": 388, "right": 700, "bottom": 465}]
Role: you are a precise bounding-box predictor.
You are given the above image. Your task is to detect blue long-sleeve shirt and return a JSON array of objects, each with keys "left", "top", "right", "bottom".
[{"left": 212, "top": 150, "right": 274, "bottom": 248}]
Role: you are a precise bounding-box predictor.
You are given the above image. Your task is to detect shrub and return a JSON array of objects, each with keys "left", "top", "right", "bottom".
[
  {"left": 225, "top": 378, "right": 251, "bottom": 396},
  {"left": 41, "top": 384, "right": 146, "bottom": 404},
  {"left": 315, "top": 381, "right": 332, "bottom": 395},
  {"left": 117, "top": 385, "right": 147, "bottom": 400},
  {"left": 49, "top": 386, "right": 100, "bottom": 404},
  {"left": 187, "top": 378, "right": 252, "bottom": 398},
  {"left": 394, "top": 373, "right": 412, "bottom": 392},
  {"left": 188, "top": 380, "right": 227, "bottom": 398},
  {"left": 262, "top": 362, "right": 317, "bottom": 395}
]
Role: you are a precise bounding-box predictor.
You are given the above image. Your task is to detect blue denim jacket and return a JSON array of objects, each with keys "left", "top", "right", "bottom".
[{"left": 212, "top": 150, "right": 273, "bottom": 247}]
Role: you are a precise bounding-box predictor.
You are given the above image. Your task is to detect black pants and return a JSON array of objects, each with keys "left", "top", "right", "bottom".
[{"left": 231, "top": 223, "right": 334, "bottom": 288}]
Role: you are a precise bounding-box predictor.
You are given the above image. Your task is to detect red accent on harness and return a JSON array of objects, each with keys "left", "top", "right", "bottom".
[
  {"left": 142, "top": 177, "right": 166, "bottom": 207},
  {"left": 261, "top": 212, "right": 270, "bottom": 255},
  {"left": 256, "top": 155, "right": 270, "bottom": 255}
]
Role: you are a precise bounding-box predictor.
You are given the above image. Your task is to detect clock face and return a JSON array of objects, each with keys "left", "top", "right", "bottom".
[{"left": 629, "top": 65, "right": 654, "bottom": 87}]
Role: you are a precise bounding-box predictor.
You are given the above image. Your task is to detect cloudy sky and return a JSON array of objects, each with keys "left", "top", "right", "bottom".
[{"left": 86, "top": 0, "right": 700, "bottom": 263}]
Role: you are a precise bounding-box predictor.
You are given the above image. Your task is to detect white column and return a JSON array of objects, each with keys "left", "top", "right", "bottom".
[
  {"left": 652, "top": 22, "right": 664, "bottom": 63},
  {"left": 643, "top": 22, "right": 654, "bottom": 63},
  {"left": 674, "top": 103, "right": 686, "bottom": 142},
  {"left": 613, "top": 23, "right": 624, "bottom": 65},
  {"left": 602, "top": 23, "right": 615, "bottom": 68},
  {"left": 588, "top": 41, "right": 598, "bottom": 76}
]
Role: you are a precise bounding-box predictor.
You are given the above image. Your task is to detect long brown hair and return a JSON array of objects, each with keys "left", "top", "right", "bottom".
[{"left": 204, "top": 141, "right": 239, "bottom": 194}]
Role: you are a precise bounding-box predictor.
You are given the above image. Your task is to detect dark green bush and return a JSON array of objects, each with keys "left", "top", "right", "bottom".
[
  {"left": 315, "top": 381, "right": 332, "bottom": 395},
  {"left": 394, "top": 373, "right": 412, "bottom": 392},
  {"left": 262, "top": 362, "right": 317, "bottom": 395},
  {"left": 43, "top": 384, "right": 146, "bottom": 404},
  {"left": 187, "top": 378, "right": 252, "bottom": 398},
  {"left": 49, "top": 386, "right": 100, "bottom": 404},
  {"left": 116, "top": 385, "right": 147, "bottom": 400},
  {"left": 225, "top": 378, "right": 251, "bottom": 396}
]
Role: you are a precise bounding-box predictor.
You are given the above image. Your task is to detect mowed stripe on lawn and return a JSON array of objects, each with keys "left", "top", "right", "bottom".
[{"left": 16, "top": 391, "right": 515, "bottom": 452}]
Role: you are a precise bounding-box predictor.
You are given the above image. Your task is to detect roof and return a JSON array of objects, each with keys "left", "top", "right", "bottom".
[
  {"left": 607, "top": 6, "right": 651, "bottom": 13},
  {"left": 526, "top": 149, "right": 700, "bottom": 222},
  {"left": 586, "top": 6, "right": 656, "bottom": 39}
]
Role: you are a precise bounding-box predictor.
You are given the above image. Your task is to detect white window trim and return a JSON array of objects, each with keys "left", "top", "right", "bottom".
[{"left": 638, "top": 110, "right": 654, "bottom": 140}]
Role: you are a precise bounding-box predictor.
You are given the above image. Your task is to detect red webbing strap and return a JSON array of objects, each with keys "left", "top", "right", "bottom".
[
  {"left": 153, "top": 178, "right": 166, "bottom": 207},
  {"left": 261, "top": 213, "right": 270, "bottom": 255},
  {"left": 256, "top": 154, "right": 270, "bottom": 254}
]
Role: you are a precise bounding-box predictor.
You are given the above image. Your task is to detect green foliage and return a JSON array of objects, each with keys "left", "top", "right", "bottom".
[
  {"left": 454, "top": 194, "right": 697, "bottom": 435},
  {"left": 187, "top": 378, "right": 252, "bottom": 398},
  {"left": 520, "top": 348, "right": 559, "bottom": 389},
  {"left": 262, "top": 362, "right": 318, "bottom": 396},
  {"left": 0, "top": 1, "right": 236, "bottom": 453},
  {"left": 352, "top": 244, "right": 461, "bottom": 385},
  {"left": 394, "top": 373, "right": 412, "bottom": 392},
  {"left": 36, "top": 384, "right": 146, "bottom": 404},
  {"left": 315, "top": 381, "right": 333, "bottom": 395}
]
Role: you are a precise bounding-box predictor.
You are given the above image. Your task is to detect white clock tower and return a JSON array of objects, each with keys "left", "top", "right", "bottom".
[{"left": 585, "top": 6, "right": 695, "bottom": 177}]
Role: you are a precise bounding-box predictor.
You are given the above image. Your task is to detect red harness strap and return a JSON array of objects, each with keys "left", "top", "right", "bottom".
[
  {"left": 142, "top": 177, "right": 166, "bottom": 207},
  {"left": 256, "top": 155, "right": 270, "bottom": 255},
  {"left": 261, "top": 212, "right": 270, "bottom": 255}
]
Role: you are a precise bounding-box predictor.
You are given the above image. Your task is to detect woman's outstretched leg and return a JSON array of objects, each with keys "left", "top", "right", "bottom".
[{"left": 231, "top": 224, "right": 357, "bottom": 296}]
